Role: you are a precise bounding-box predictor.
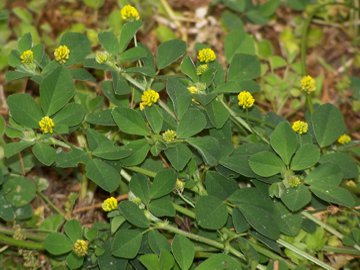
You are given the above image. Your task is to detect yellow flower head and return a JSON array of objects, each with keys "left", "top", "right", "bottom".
[
  {"left": 102, "top": 197, "right": 118, "bottom": 212},
  {"left": 54, "top": 45, "right": 70, "bottom": 64},
  {"left": 197, "top": 48, "right": 216, "bottom": 63},
  {"left": 288, "top": 176, "right": 301, "bottom": 188},
  {"left": 196, "top": 64, "right": 209, "bottom": 75},
  {"left": 292, "top": 120, "right": 308, "bottom": 135},
  {"left": 337, "top": 134, "right": 351, "bottom": 145},
  {"left": 39, "top": 116, "right": 55, "bottom": 134},
  {"left": 140, "top": 89, "right": 160, "bottom": 110},
  {"left": 95, "top": 51, "right": 108, "bottom": 64},
  {"left": 300, "top": 75, "right": 316, "bottom": 94},
  {"left": 237, "top": 91, "right": 255, "bottom": 109},
  {"left": 120, "top": 5, "right": 140, "bottom": 21},
  {"left": 20, "top": 50, "right": 34, "bottom": 64},
  {"left": 162, "top": 130, "right": 176, "bottom": 143},
  {"left": 187, "top": 85, "right": 198, "bottom": 94},
  {"left": 175, "top": 179, "right": 185, "bottom": 193},
  {"left": 73, "top": 240, "right": 88, "bottom": 257}
]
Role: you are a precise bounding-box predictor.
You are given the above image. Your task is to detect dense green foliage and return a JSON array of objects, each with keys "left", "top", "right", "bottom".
[{"left": 0, "top": 0, "right": 359, "bottom": 270}]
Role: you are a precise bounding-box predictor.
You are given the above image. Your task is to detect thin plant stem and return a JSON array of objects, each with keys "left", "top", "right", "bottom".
[
  {"left": 158, "top": 223, "right": 268, "bottom": 270},
  {"left": 37, "top": 191, "right": 65, "bottom": 218},
  {"left": 172, "top": 203, "right": 196, "bottom": 219},
  {"left": 302, "top": 211, "right": 360, "bottom": 252},
  {"left": 220, "top": 99, "right": 269, "bottom": 143},
  {"left": 79, "top": 172, "right": 88, "bottom": 200},
  {"left": 124, "top": 166, "right": 156, "bottom": 178},
  {"left": 305, "top": 94, "right": 314, "bottom": 114},
  {"left": 277, "top": 239, "right": 335, "bottom": 270},
  {"left": 0, "top": 226, "right": 46, "bottom": 242},
  {"left": 322, "top": 245, "right": 360, "bottom": 256},
  {"left": 0, "top": 233, "right": 44, "bottom": 250}
]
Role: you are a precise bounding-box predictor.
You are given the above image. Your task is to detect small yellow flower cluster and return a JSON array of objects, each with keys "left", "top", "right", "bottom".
[
  {"left": 120, "top": 5, "right": 140, "bottom": 21},
  {"left": 39, "top": 116, "right": 55, "bottom": 134},
  {"left": 73, "top": 240, "right": 88, "bottom": 257},
  {"left": 300, "top": 75, "right": 316, "bottom": 94},
  {"left": 292, "top": 120, "right": 308, "bottom": 135},
  {"left": 288, "top": 176, "right": 301, "bottom": 188},
  {"left": 140, "top": 89, "right": 160, "bottom": 110},
  {"left": 95, "top": 51, "right": 108, "bottom": 64},
  {"left": 197, "top": 48, "right": 216, "bottom": 63},
  {"left": 102, "top": 197, "right": 118, "bottom": 212},
  {"left": 175, "top": 179, "right": 185, "bottom": 193},
  {"left": 20, "top": 50, "right": 34, "bottom": 64},
  {"left": 187, "top": 86, "right": 199, "bottom": 94},
  {"left": 54, "top": 45, "right": 70, "bottom": 64},
  {"left": 196, "top": 64, "right": 209, "bottom": 75},
  {"left": 237, "top": 91, "right": 255, "bottom": 109},
  {"left": 162, "top": 130, "right": 176, "bottom": 143},
  {"left": 337, "top": 134, "right": 351, "bottom": 145}
]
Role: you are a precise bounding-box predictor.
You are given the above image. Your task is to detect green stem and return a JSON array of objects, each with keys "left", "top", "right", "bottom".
[
  {"left": 322, "top": 245, "right": 360, "bottom": 256},
  {"left": 0, "top": 227, "right": 47, "bottom": 242},
  {"left": 124, "top": 166, "right": 156, "bottom": 178},
  {"left": 302, "top": 212, "right": 343, "bottom": 239},
  {"left": 79, "top": 172, "right": 88, "bottom": 200},
  {"left": 277, "top": 239, "right": 335, "bottom": 270},
  {"left": 220, "top": 99, "right": 269, "bottom": 143},
  {"left": 0, "top": 233, "right": 44, "bottom": 250},
  {"left": 302, "top": 212, "right": 360, "bottom": 252},
  {"left": 37, "top": 191, "right": 66, "bottom": 218},
  {"left": 305, "top": 94, "right": 314, "bottom": 114},
  {"left": 159, "top": 223, "right": 245, "bottom": 260},
  {"left": 249, "top": 242, "right": 296, "bottom": 269},
  {"left": 172, "top": 203, "right": 196, "bottom": 219},
  {"left": 177, "top": 193, "right": 195, "bottom": 208}
]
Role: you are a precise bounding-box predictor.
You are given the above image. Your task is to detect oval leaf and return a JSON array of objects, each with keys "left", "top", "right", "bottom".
[
  {"left": 112, "top": 107, "right": 149, "bottom": 136},
  {"left": 157, "top": 39, "right": 186, "bottom": 69},
  {"left": 270, "top": 122, "right": 298, "bottom": 165},
  {"left": 195, "top": 195, "right": 228, "bottom": 230},
  {"left": 40, "top": 66, "right": 75, "bottom": 115},
  {"left": 44, "top": 232, "right": 73, "bottom": 255},
  {"left": 290, "top": 144, "right": 320, "bottom": 171},
  {"left": 171, "top": 235, "right": 194, "bottom": 270},
  {"left": 119, "top": 201, "right": 149, "bottom": 228},
  {"left": 312, "top": 104, "right": 346, "bottom": 147},
  {"left": 85, "top": 159, "right": 121, "bottom": 192},
  {"left": 249, "top": 151, "right": 284, "bottom": 177}
]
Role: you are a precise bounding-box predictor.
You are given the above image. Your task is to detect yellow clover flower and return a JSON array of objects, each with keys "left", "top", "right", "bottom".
[
  {"left": 175, "top": 179, "right": 185, "bottom": 193},
  {"left": 95, "top": 51, "right": 108, "bottom": 64},
  {"left": 237, "top": 91, "right": 255, "bottom": 109},
  {"left": 73, "top": 240, "right": 88, "bottom": 257},
  {"left": 102, "top": 197, "right": 118, "bottom": 212},
  {"left": 197, "top": 48, "right": 216, "bottom": 63},
  {"left": 337, "top": 134, "right": 351, "bottom": 145},
  {"left": 20, "top": 50, "right": 34, "bottom": 64},
  {"left": 162, "top": 130, "right": 176, "bottom": 143},
  {"left": 140, "top": 89, "right": 160, "bottom": 110},
  {"left": 120, "top": 5, "right": 140, "bottom": 21},
  {"left": 187, "top": 85, "right": 198, "bottom": 94},
  {"left": 300, "top": 75, "right": 316, "bottom": 94},
  {"left": 39, "top": 116, "right": 55, "bottom": 134},
  {"left": 54, "top": 45, "right": 70, "bottom": 64},
  {"left": 292, "top": 120, "right": 308, "bottom": 135},
  {"left": 288, "top": 176, "right": 301, "bottom": 188}
]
